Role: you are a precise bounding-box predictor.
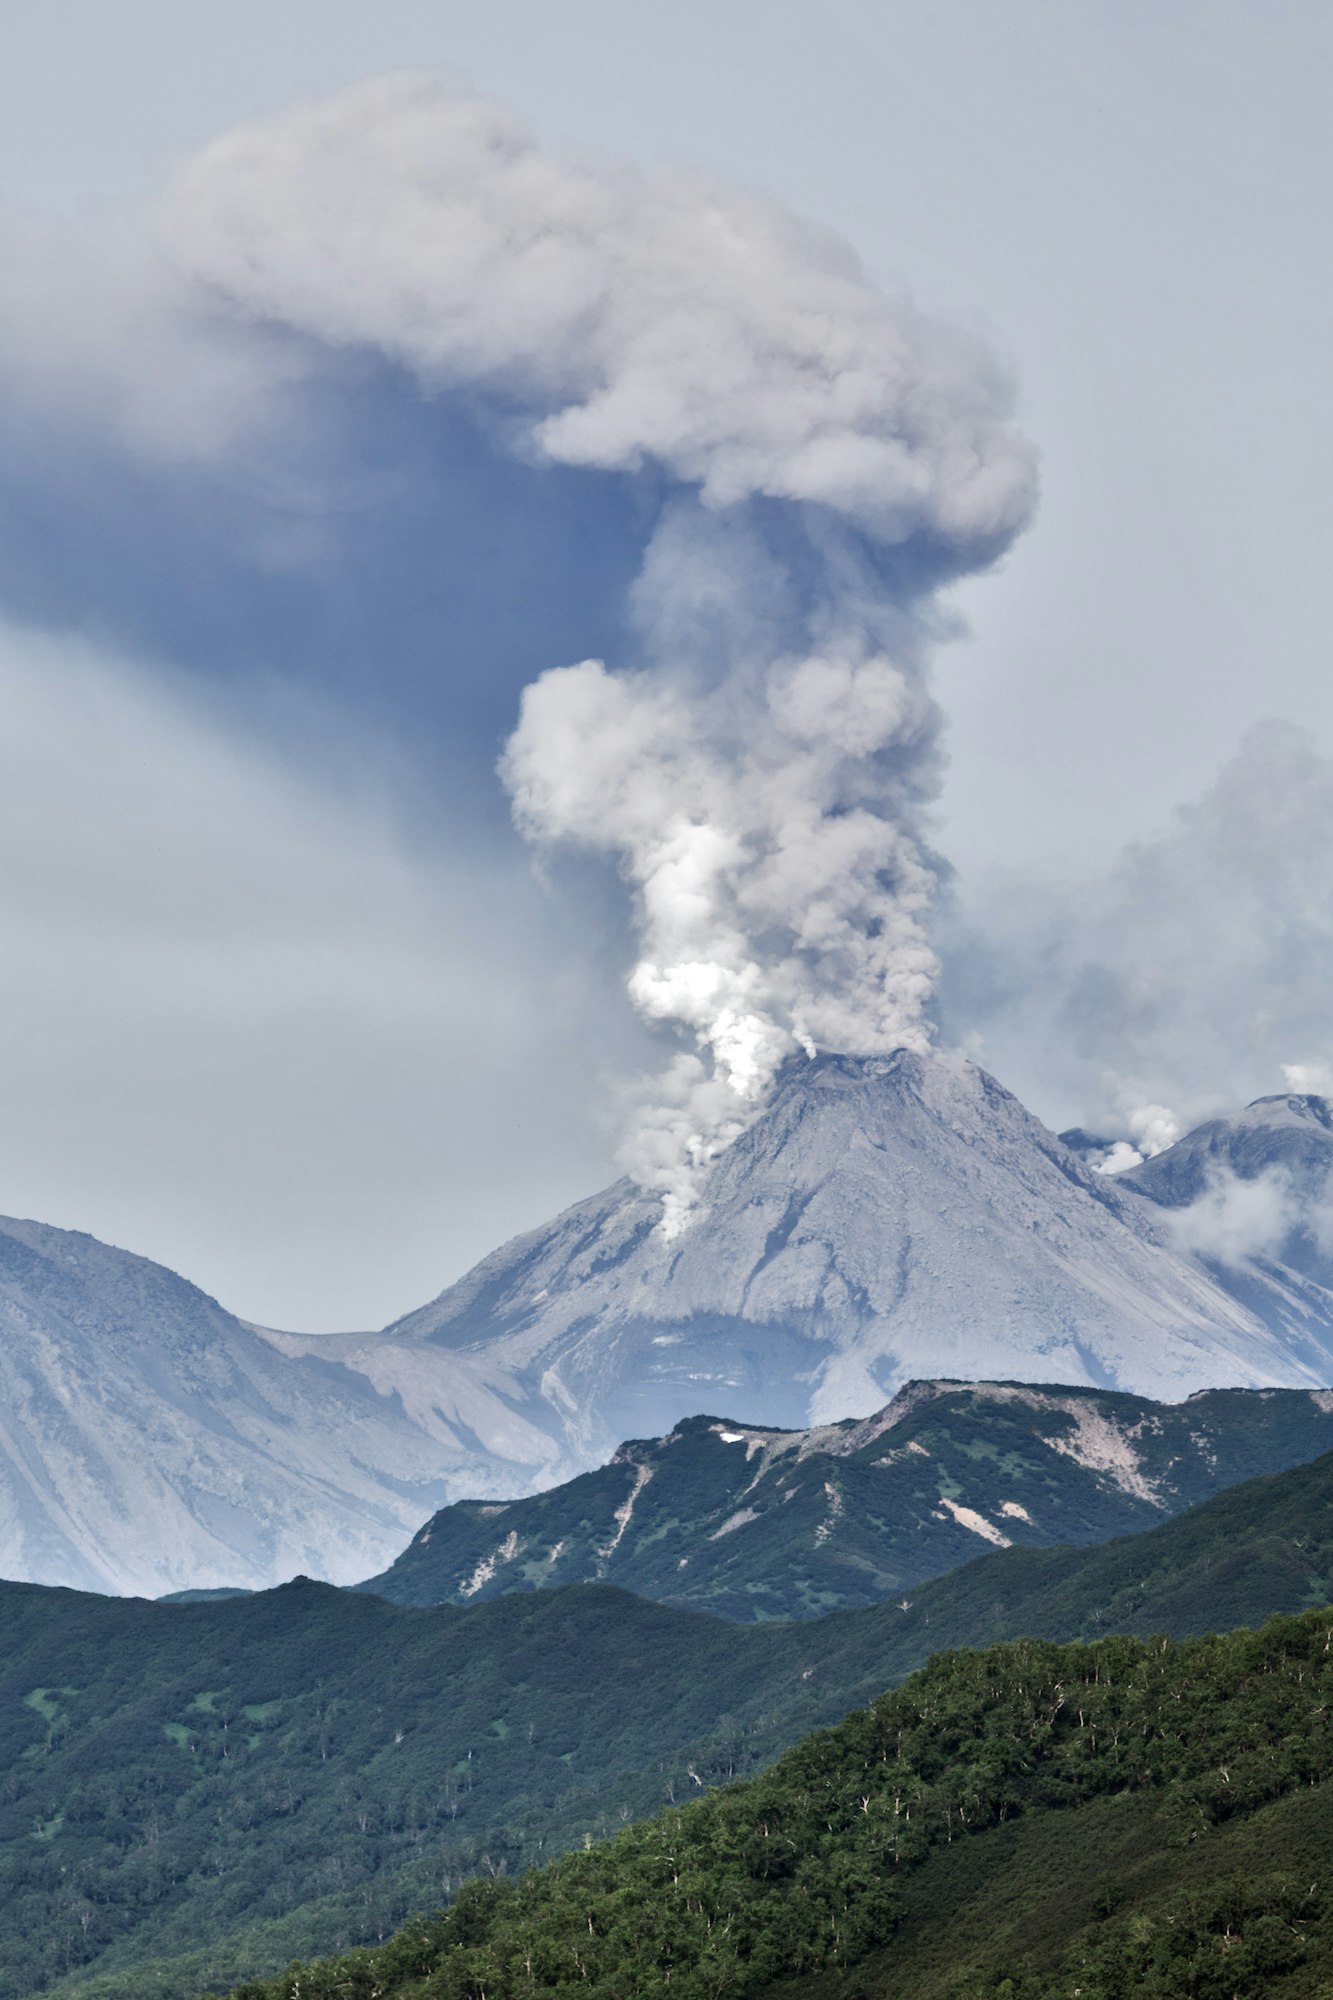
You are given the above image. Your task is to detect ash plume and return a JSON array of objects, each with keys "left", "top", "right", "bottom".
[{"left": 167, "top": 75, "right": 1037, "bottom": 1226}]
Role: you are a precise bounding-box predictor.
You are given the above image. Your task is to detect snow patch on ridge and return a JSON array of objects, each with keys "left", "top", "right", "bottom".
[
  {"left": 709, "top": 1507, "right": 760, "bottom": 1540},
  {"left": 814, "top": 1480, "right": 845, "bottom": 1546}
]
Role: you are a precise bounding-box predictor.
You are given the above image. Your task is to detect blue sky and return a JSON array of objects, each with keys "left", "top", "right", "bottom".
[{"left": 0, "top": 2, "right": 1330, "bottom": 1327}]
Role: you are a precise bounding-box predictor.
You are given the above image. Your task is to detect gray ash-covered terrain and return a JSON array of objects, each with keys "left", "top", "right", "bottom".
[
  {"left": 359, "top": 1378, "right": 1333, "bottom": 1620},
  {"left": 9, "top": 1053, "right": 1333, "bottom": 1596},
  {"left": 1119, "top": 1089, "right": 1333, "bottom": 1289},
  {"left": 326, "top": 1053, "right": 1333, "bottom": 1475},
  {"left": 0, "top": 1218, "right": 468, "bottom": 1596}
]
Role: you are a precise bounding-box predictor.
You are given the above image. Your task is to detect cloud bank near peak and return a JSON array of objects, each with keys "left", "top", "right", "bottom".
[{"left": 942, "top": 720, "right": 1333, "bottom": 1148}]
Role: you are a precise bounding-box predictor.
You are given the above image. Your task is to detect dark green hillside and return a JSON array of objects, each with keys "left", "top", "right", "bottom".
[
  {"left": 0, "top": 1579, "right": 840, "bottom": 2000},
  {"left": 863, "top": 1441, "right": 1333, "bottom": 1660},
  {"left": 805, "top": 1779, "right": 1333, "bottom": 1996},
  {"left": 228, "top": 1610, "right": 1333, "bottom": 2000},
  {"left": 19, "top": 1446, "right": 1333, "bottom": 1999},
  {"left": 361, "top": 1382, "right": 1333, "bottom": 1620}
]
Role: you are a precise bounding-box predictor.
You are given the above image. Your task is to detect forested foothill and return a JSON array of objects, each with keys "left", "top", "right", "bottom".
[
  {"left": 8, "top": 1446, "right": 1333, "bottom": 1998},
  {"left": 230, "top": 1610, "right": 1333, "bottom": 1999}
]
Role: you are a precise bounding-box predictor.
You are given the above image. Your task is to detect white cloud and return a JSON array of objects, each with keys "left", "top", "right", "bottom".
[
  {"left": 152, "top": 77, "right": 1035, "bottom": 1218},
  {"left": 1164, "top": 1169, "right": 1294, "bottom": 1271},
  {"left": 1124, "top": 1101, "right": 1180, "bottom": 1157},
  {"left": 0, "top": 207, "right": 296, "bottom": 463},
  {"left": 159, "top": 76, "right": 1028, "bottom": 1221},
  {"left": 501, "top": 640, "right": 942, "bottom": 1226},
  {"left": 0, "top": 74, "right": 1038, "bottom": 1239},
  {"left": 1283, "top": 1060, "right": 1333, "bottom": 1097}
]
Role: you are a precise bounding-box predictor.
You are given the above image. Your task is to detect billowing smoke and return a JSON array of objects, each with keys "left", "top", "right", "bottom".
[
  {"left": 500, "top": 618, "right": 944, "bottom": 1226},
  {"left": 166, "top": 75, "right": 1037, "bottom": 1226}
]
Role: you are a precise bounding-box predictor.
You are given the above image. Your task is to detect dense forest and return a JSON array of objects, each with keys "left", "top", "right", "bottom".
[
  {"left": 230, "top": 1610, "right": 1333, "bottom": 1999},
  {"left": 13, "top": 1447, "right": 1333, "bottom": 1998},
  {"left": 4, "top": 1583, "right": 835, "bottom": 2000}
]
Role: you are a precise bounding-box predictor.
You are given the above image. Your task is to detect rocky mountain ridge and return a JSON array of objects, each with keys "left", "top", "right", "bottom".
[{"left": 359, "top": 1377, "right": 1333, "bottom": 1619}]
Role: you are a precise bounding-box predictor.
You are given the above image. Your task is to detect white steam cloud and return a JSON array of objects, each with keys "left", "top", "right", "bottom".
[
  {"left": 501, "top": 639, "right": 942, "bottom": 1226},
  {"left": 167, "top": 77, "right": 1032, "bottom": 539},
  {"left": 1163, "top": 1168, "right": 1296, "bottom": 1270},
  {"left": 1283, "top": 1061, "right": 1333, "bottom": 1097},
  {"left": 1095, "top": 1100, "right": 1182, "bottom": 1175},
  {"left": 1162, "top": 1162, "right": 1333, "bottom": 1277},
  {"left": 166, "top": 75, "right": 1037, "bottom": 1225}
]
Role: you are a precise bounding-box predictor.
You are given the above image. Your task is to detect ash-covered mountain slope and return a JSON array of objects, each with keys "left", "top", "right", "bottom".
[
  {"left": 1124, "top": 1090, "right": 1333, "bottom": 1201},
  {"left": 1120, "top": 1089, "right": 1333, "bottom": 1292},
  {"left": 12, "top": 1056, "right": 1333, "bottom": 1599},
  {"left": 330, "top": 1053, "right": 1333, "bottom": 1472},
  {"left": 0, "top": 1216, "right": 517, "bottom": 1596},
  {"left": 359, "top": 1379, "right": 1333, "bottom": 1620}
]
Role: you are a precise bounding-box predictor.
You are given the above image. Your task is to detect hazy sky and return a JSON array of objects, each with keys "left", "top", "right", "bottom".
[{"left": 0, "top": 1, "right": 1329, "bottom": 1326}]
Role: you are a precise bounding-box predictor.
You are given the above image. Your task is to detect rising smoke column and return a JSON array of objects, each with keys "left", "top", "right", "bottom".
[{"left": 170, "top": 74, "right": 1037, "bottom": 1227}]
